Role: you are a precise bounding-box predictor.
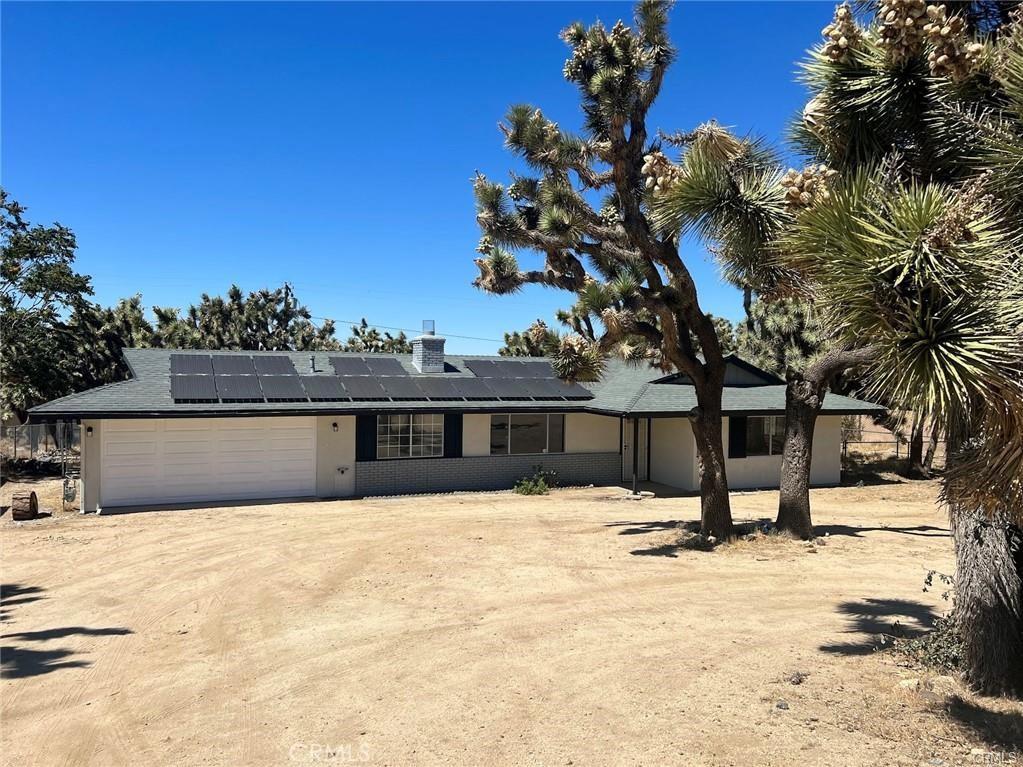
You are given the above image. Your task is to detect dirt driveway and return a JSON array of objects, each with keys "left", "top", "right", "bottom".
[{"left": 2, "top": 479, "right": 1020, "bottom": 766}]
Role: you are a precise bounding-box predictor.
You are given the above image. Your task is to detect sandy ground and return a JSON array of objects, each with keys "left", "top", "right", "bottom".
[{"left": 2, "top": 476, "right": 1021, "bottom": 767}]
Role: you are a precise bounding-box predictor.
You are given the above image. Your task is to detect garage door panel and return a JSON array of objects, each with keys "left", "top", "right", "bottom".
[
  {"left": 101, "top": 417, "right": 316, "bottom": 507},
  {"left": 106, "top": 421, "right": 159, "bottom": 433},
  {"left": 105, "top": 441, "right": 158, "bottom": 456}
]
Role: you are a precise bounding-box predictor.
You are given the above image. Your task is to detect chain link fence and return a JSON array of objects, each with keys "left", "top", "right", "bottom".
[
  {"left": 1, "top": 423, "right": 81, "bottom": 463},
  {"left": 841, "top": 415, "right": 945, "bottom": 469}
]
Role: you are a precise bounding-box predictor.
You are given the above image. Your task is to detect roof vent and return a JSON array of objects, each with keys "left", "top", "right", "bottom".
[{"left": 412, "top": 320, "right": 445, "bottom": 373}]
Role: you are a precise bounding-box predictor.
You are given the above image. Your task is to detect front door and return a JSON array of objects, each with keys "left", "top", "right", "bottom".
[{"left": 622, "top": 418, "right": 649, "bottom": 483}]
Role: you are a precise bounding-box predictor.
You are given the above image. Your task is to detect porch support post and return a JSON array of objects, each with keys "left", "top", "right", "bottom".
[{"left": 631, "top": 417, "right": 639, "bottom": 495}]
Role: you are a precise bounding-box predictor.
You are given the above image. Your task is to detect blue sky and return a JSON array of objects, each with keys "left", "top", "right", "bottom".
[{"left": 2, "top": 1, "right": 833, "bottom": 354}]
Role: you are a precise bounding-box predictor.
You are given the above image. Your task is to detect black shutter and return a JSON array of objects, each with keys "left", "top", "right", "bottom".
[
  {"left": 356, "top": 414, "right": 377, "bottom": 462},
  {"left": 443, "top": 413, "right": 462, "bottom": 458},
  {"left": 727, "top": 416, "right": 747, "bottom": 459}
]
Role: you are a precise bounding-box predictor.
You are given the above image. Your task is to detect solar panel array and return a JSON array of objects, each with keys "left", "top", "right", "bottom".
[{"left": 169, "top": 354, "right": 592, "bottom": 404}]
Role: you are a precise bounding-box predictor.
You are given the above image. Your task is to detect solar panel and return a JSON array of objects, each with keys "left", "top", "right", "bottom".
[
  {"left": 364, "top": 357, "right": 407, "bottom": 376},
  {"left": 215, "top": 375, "right": 264, "bottom": 401},
  {"left": 212, "top": 355, "right": 256, "bottom": 375},
  {"left": 259, "top": 376, "right": 308, "bottom": 401},
  {"left": 300, "top": 376, "right": 348, "bottom": 401},
  {"left": 492, "top": 360, "right": 527, "bottom": 377},
  {"left": 464, "top": 360, "right": 500, "bottom": 378},
  {"left": 552, "top": 380, "right": 594, "bottom": 400},
  {"left": 170, "top": 374, "right": 218, "bottom": 401},
  {"left": 517, "top": 361, "right": 556, "bottom": 379},
  {"left": 520, "top": 378, "right": 567, "bottom": 400},
  {"left": 253, "top": 355, "right": 298, "bottom": 375},
  {"left": 483, "top": 378, "right": 534, "bottom": 400},
  {"left": 449, "top": 378, "right": 496, "bottom": 400},
  {"left": 170, "top": 354, "right": 213, "bottom": 375},
  {"left": 415, "top": 377, "right": 463, "bottom": 400},
  {"left": 330, "top": 357, "right": 372, "bottom": 376},
  {"left": 341, "top": 377, "right": 387, "bottom": 400},
  {"left": 379, "top": 377, "right": 426, "bottom": 400}
]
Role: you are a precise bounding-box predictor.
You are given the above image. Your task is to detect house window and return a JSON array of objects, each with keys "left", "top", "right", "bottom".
[
  {"left": 376, "top": 414, "right": 444, "bottom": 459},
  {"left": 490, "top": 414, "right": 565, "bottom": 455},
  {"left": 745, "top": 416, "right": 785, "bottom": 456}
]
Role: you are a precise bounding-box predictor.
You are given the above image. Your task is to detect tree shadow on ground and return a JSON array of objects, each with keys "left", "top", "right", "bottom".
[
  {"left": 605, "top": 520, "right": 683, "bottom": 536},
  {"left": 945, "top": 696, "right": 1023, "bottom": 751},
  {"left": 606, "top": 519, "right": 694, "bottom": 557},
  {"left": 1, "top": 583, "right": 45, "bottom": 622},
  {"left": 608, "top": 518, "right": 775, "bottom": 557},
  {"left": 814, "top": 523, "right": 949, "bottom": 539},
  {"left": 820, "top": 598, "right": 939, "bottom": 656},
  {"left": 0, "top": 583, "right": 132, "bottom": 678}
]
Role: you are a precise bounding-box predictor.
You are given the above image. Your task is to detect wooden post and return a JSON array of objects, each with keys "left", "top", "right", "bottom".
[{"left": 631, "top": 418, "right": 639, "bottom": 496}]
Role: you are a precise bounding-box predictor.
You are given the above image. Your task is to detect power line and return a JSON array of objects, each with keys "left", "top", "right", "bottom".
[{"left": 310, "top": 316, "right": 504, "bottom": 344}]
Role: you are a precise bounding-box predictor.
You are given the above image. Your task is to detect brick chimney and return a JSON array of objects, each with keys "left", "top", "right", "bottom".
[{"left": 411, "top": 320, "right": 445, "bottom": 373}]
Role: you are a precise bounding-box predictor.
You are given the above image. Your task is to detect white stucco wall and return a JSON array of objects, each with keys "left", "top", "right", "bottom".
[
  {"left": 809, "top": 416, "right": 842, "bottom": 486},
  {"left": 723, "top": 415, "right": 844, "bottom": 490},
  {"left": 462, "top": 414, "right": 491, "bottom": 457},
  {"left": 648, "top": 414, "right": 844, "bottom": 491},
  {"left": 564, "top": 413, "right": 620, "bottom": 453},
  {"left": 649, "top": 417, "right": 697, "bottom": 491},
  {"left": 81, "top": 419, "right": 102, "bottom": 512},
  {"left": 316, "top": 415, "right": 356, "bottom": 497}
]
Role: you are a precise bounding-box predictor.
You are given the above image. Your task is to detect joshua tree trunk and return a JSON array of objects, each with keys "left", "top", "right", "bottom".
[
  {"left": 951, "top": 500, "right": 1023, "bottom": 698},
  {"left": 742, "top": 285, "right": 754, "bottom": 333},
  {"left": 905, "top": 414, "right": 928, "bottom": 478},
  {"left": 691, "top": 401, "right": 733, "bottom": 540},
  {"left": 924, "top": 426, "right": 941, "bottom": 473},
  {"left": 776, "top": 345, "right": 878, "bottom": 538},
  {"left": 776, "top": 376, "right": 823, "bottom": 539}
]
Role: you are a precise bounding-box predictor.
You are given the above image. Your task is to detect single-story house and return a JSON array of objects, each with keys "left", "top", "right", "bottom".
[{"left": 29, "top": 332, "right": 882, "bottom": 512}]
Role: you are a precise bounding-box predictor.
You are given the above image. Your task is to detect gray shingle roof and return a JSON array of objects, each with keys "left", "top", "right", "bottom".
[{"left": 28, "top": 348, "right": 884, "bottom": 420}]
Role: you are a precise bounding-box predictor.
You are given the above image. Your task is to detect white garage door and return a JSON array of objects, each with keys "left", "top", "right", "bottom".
[{"left": 100, "top": 417, "right": 316, "bottom": 507}]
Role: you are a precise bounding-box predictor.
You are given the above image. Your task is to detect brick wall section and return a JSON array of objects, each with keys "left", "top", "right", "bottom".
[
  {"left": 355, "top": 452, "right": 622, "bottom": 496},
  {"left": 412, "top": 336, "right": 446, "bottom": 373}
]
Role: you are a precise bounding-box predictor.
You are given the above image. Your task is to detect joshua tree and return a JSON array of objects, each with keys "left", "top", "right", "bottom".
[
  {"left": 786, "top": 1, "right": 1023, "bottom": 696},
  {"left": 69, "top": 295, "right": 156, "bottom": 390},
  {"left": 645, "top": 115, "right": 881, "bottom": 539},
  {"left": 499, "top": 320, "right": 560, "bottom": 357},
  {"left": 472, "top": 1, "right": 742, "bottom": 537},
  {"left": 342, "top": 318, "right": 412, "bottom": 354},
  {"left": 154, "top": 283, "right": 341, "bottom": 351},
  {"left": 736, "top": 298, "right": 823, "bottom": 378}
]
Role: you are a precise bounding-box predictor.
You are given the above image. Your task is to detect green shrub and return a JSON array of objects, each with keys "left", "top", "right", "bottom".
[
  {"left": 513, "top": 466, "right": 558, "bottom": 495},
  {"left": 894, "top": 615, "right": 962, "bottom": 674}
]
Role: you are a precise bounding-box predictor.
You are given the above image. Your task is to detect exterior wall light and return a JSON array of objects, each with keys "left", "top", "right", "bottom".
[
  {"left": 86, "top": 426, "right": 94, "bottom": 436},
  {"left": 332, "top": 422, "right": 339, "bottom": 433}
]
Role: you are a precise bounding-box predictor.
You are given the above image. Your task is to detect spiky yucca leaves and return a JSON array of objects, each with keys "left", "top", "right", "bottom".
[
  {"left": 737, "top": 298, "right": 824, "bottom": 377},
  {"left": 648, "top": 126, "right": 793, "bottom": 295},
  {"left": 792, "top": 11, "right": 995, "bottom": 182},
  {"left": 500, "top": 320, "right": 561, "bottom": 358},
  {"left": 550, "top": 334, "right": 606, "bottom": 382},
  {"left": 782, "top": 169, "right": 1020, "bottom": 436},
  {"left": 979, "top": 11, "right": 1023, "bottom": 210}
]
